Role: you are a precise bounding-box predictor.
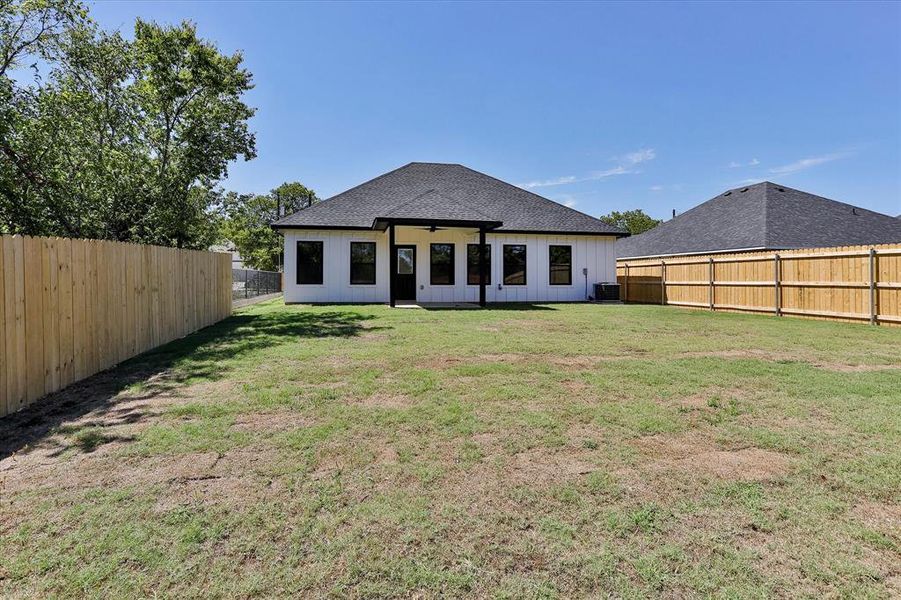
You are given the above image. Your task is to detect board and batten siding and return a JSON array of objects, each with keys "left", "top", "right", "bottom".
[{"left": 282, "top": 228, "right": 616, "bottom": 304}]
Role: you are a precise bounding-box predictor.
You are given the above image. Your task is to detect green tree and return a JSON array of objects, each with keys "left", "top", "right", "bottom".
[
  {"left": 599, "top": 209, "right": 662, "bottom": 235},
  {"left": 131, "top": 18, "right": 256, "bottom": 247},
  {"left": 0, "top": 0, "right": 90, "bottom": 235},
  {"left": 221, "top": 181, "right": 317, "bottom": 271},
  {"left": 0, "top": 2, "right": 256, "bottom": 249}
]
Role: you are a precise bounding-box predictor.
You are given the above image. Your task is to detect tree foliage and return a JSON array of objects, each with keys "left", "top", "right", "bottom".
[
  {"left": 599, "top": 209, "right": 662, "bottom": 235},
  {"left": 0, "top": 0, "right": 256, "bottom": 248},
  {"left": 220, "top": 181, "right": 317, "bottom": 271}
]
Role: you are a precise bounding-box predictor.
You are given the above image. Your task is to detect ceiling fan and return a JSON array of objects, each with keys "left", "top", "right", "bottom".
[{"left": 418, "top": 225, "right": 446, "bottom": 232}]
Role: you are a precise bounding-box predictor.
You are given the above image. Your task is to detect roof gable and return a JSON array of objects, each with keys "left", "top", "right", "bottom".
[
  {"left": 273, "top": 162, "right": 626, "bottom": 235},
  {"left": 617, "top": 182, "right": 901, "bottom": 258}
]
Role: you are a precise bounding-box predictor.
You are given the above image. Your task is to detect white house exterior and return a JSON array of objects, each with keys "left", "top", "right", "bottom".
[{"left": 273, "top": 163, "right": 626, "bottom": 305}]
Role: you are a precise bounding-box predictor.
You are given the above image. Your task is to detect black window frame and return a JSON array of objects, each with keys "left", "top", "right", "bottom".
[
  {"left": 548, "top": 245, "right": 572, "bottom": 286},
  {"left": 429, "top": 243, "right": 455, "bottom": 285},
  {"left": 466, "top": 244, "right": 491, "bottom": 286},
  {"left": 503, "top": 244, "right": 527, "bottom": 286},
  {"left": 349, "top": 241, "right": 376, "bottom": 285},
  {"left": 296, "top": 240, "right": 324, "bottom": 285}
]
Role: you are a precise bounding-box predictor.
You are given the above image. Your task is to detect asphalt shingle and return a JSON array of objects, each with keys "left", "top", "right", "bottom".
[
  {"left": 616, "top": 182, "right": 901, "bottom": 258},
  {"left": 272, "top": 162, "right": 626, "bottom": 235}
]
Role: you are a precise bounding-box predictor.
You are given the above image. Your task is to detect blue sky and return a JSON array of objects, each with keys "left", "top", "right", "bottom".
[{"left": 89, "top": 1, "right": 901, "bottom": 219}]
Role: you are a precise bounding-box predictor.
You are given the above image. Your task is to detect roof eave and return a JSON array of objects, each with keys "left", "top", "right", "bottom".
[
  {"left": 496, "top": 228, "right": 629, "bottom": 238},
  {"left": 371, "top": 217, "right": 504, "bottom": 231},
  {"left": 270, "top": 223, "right": 373, "bottom": 232}
]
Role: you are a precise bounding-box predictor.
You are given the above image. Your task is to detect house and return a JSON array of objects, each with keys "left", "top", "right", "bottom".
[
  {"left": 272, "top": 162, "right": 627, "bottom": 305},
  {"left": 616, "top": 181, "right": 901, "bottom": 260},
  {"left": 209, "top": 242, "right": 246, "bottom": 269}
]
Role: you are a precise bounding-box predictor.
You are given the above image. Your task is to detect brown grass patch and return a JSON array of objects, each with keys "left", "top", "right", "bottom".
[
  {"left": 851, "top": 501, "right": 901, "bottom": 537},
  {"left": 634, "top": 433, "right": 792, "bottom": 482},
  {"left": 679, "top": 448, "right": 791, "bottom": 482},
  {"left": 232, "top": 412, "right": 315, "bottom": 432},
  {"left": 493, "top": 448, "right": 596, "bottom": 486},
  {"left": 478, "top": 353, "right": 532, "bottom": 364}
]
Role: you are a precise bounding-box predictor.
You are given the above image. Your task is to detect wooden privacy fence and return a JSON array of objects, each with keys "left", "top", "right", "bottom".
[
  {"left": 0, "top": 235, "right": 233, "bottom": 418},
  {"left": 617, "top": 243, "right": 901, "bottom": 326}
]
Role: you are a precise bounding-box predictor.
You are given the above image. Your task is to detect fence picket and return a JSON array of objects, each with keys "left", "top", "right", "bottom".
[
  {"left": 618, "top": 243, "right": 901, "bottom": 326},
  {"left": 0, "top": 235, "right": 232, "bottom": 418}
]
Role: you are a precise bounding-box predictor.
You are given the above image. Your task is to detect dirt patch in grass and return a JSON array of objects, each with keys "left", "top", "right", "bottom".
[
  {"left": 680, "top": 448, "right": 791, "bottom": 482},
  {"left": 634, "top": 433, "right": 792, "bottom": 482},
  {"left": 419, "top": 356, "right": 467, "bottom": 369},
  {"left": 887, "top": 576, "right": 901, "bottom": 594},
  {"left": 635, "top": 431, "right": 716, "bottom": 459},
  {"left": 851, "top": 501, "right": 901, "bottom": 536},
  {"left": 151, "top": 447, "right": 289, "bottom": 512},
  {"left": 560, "top": 379, "right": 591, "bottom": 394},
  {"left": 232, "top": 412, "right": 315, "bottom": 432},
  {"left": 508, "top": 448, "right": 596, "bottom": 482},
  {"left": 548, "top": 355, "right": 601, "bottom": 368},
  {"left": 478, "top": 353, "right": 532, "bottom": 364}
]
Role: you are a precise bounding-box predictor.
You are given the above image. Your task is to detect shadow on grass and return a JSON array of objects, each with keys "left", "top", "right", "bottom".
[{"left": 0, "top": 309, "right": 381, "bottom": 461}]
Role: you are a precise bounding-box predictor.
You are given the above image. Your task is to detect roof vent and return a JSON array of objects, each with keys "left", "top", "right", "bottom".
[
  {"left": 723, "top": 191, "right": 732, "bottom": 197},
  {"left": 852, "top": 208, "right": 858, "bottom": 215},
  {"left": 740, "top": 188, "right": 749, "bottom": 193},
  {"left": 777, "top": 187, "right": 785, "bottom": 192}
]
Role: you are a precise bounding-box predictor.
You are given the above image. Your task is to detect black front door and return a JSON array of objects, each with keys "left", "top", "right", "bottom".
[{"left": 394, "top": 245, "right": 416, "bottom": 301}]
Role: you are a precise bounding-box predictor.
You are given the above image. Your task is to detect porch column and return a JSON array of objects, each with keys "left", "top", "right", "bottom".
[
  {"left": 389, "top": 222, "right": 396, "bottom": 307},
  {"left": 479, "top": 225, "right": 487, "bottom": 307}
]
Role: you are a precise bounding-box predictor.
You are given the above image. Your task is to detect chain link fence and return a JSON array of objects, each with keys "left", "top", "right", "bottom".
[{"left": 233, "top": 268, "right": 282, "bottom": 300}]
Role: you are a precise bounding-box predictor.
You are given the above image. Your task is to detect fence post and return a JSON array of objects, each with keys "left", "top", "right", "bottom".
[
  {"left": 708, "top": 257, "right": 714, "bottom": 310},
  {"left": 774, "top": 254, "right": 781, "bottom": 316},
  {"left": 869, "top": 248, "right": 877, "bottom": 325},
  {"left": 660, "top": 261, "right": 666, "bottom": 305}
]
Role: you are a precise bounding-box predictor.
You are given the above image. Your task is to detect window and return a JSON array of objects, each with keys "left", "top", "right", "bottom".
[
  {"left": 503, "top": 244, "right": 527, "bottom": 285},
  {"left": 296, "top": 241, "right": 323, "bottom": 285},
  {"left": 350, "top": 242, "right": 376, "bottom": 285},
  {"left": 430, "top": 243, "right": 455, "bottom": 285},
  {"left": 397, "top": 247, "right": 414, "bottom": 274},
  {"left": 466, "top": 244, "right": 491, "bottom": 285},
  {"left": 549, "top": 245, "right": 572, "bottom": 285}
]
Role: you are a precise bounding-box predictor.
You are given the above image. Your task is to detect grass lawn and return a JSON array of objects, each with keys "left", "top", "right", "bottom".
[{"left": 1, "top": 300, "right": 899, "bottom": 598}]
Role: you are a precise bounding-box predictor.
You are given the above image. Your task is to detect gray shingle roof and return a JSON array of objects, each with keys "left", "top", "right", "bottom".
[
  {"left": 616, "top": 181, "right": 901, "bottom": 259},
  {"left": 272, "top": 162, "right": 626, "bottom": 235}
]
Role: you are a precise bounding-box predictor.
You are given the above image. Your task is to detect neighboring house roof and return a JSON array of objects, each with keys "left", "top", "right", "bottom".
[
  {"left": 616, "top": 181, "right": 901, "bottom": 259},
  {"left": 272, "top": 162, "right": 627, "bottom": 236}
]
